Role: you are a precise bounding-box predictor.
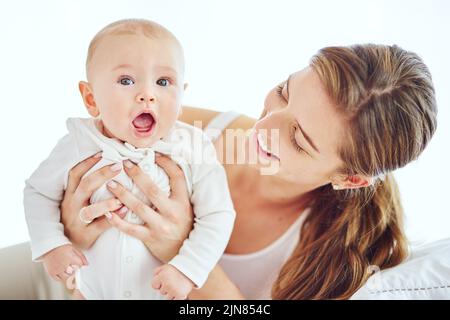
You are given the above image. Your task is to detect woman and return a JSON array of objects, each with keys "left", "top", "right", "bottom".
[{"left": 52, "top": 44, "right": 438, "bottom": 299}]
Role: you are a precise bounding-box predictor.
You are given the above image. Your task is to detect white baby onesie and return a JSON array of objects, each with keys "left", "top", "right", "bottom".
[{"left": 24, "top": 117, "right": 236, "bottom": 299}]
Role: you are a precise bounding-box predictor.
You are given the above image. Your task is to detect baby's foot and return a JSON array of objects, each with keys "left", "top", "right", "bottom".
[{"left": 151, "top": 264, "right": 195, "bottom": 300}]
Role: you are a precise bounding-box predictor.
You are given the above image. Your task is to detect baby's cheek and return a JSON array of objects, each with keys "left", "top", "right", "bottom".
[
  {"left": 159, "top": 104, "right": 180, "bottom": 129},
  {"left": 103, "top": 114, "right": 129, "bottom": 140},
  {"left": 156, "top": 120, "right": 175, "bottom": 140}
]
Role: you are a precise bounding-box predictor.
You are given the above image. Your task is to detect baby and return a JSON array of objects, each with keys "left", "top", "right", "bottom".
[{"left": 23, "top": 19, "right": 235, "bottom": 300}]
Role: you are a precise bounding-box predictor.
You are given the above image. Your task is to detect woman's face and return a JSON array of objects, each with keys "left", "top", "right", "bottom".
[{"left": 251, "top": 67, "right": 346, "bottom": 189}]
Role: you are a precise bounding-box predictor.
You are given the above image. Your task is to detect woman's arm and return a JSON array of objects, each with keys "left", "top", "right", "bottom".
[
  {"left": 189, "top": 265, "right": 245, "bottom": 300},
  {"left": 179, "top": 106, "right": 220, "bottom": 128}
]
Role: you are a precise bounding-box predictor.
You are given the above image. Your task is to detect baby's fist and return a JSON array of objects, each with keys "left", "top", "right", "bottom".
[
  {"left": 42, "top": 244, "right": 87, "bottom": 282},
  {"left": 151, "top": 264, "right": 195, "bottom": 300}
]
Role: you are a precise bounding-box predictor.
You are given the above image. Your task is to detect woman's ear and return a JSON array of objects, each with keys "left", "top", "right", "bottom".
[
  {"left": 79, "top": 81, "right": 99, "bottom": 117},
  {"left": 332, "top": 174, "right": 374, "bottom": 190}
]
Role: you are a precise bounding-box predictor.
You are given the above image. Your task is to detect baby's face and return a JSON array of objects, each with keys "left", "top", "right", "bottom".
[{"left": 82, "top": 34, "right": 185, "bottom": 148}]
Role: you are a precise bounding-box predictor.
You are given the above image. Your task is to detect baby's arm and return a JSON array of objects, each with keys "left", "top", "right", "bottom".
[
  {"left": 24, "top": 181, "right": 72, "bottom": 262},
  {"left": 167, "top": 137, "right": 236, "bottom": 290},
  {"left": 24, "top": 134, "right": 78, "bottom": 261},
  {"left": 24, "top": 134, "right": 87, "bottom": 278}
]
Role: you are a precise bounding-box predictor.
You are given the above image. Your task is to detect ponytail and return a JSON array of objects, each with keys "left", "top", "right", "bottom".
[
  {"left": 272, "top": 44, "right": 436, "bottom": 299},
  {"left": 272, "top": 174, "right": 408, "bottom": 299}
]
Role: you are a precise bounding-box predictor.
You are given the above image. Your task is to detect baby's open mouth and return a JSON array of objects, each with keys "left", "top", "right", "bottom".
[{"left": 132, "top": 112, "right": 156, "bottom": 137}]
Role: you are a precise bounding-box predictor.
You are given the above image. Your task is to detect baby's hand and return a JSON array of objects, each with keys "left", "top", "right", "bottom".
[
  {"left": 42, "top": 244, "right": 87, "bottom": 283},
  {"left": 151, "top": 264, "right": 195, "bottom": 300}
]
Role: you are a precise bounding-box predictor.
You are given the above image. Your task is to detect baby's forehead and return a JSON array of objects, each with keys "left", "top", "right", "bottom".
[
  {"left": 87, "top": 33, "right": 185, "bottom": 76},
  {"left": 94, "top": 32, "right": 181, "bottom": 56}
]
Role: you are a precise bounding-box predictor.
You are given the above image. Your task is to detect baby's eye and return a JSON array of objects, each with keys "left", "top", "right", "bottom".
[
  {"left": 118, "top": 77, "right": 135, "bottom": 86},
  {"left": 156, "top": 78, "right": 169, "bottom": 87}
]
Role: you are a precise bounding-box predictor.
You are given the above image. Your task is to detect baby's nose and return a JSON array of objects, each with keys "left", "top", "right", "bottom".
[{"left": 136, "top": 92, "right": 155, "bottom": 103}]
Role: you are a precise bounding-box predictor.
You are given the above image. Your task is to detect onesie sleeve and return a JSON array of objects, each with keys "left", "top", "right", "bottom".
[
  {"left": 23, "top": 133, "right": 82, "bottom": 261},
  {"left": 168, "top": 134, "right": 236, "bottom": 288}
]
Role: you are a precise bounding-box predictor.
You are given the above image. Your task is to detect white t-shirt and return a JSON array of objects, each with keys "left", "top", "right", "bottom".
[
  {"left": 219, "top": 211, "right": 308, "bottom": 299},
  {"left": 24, "top": 117, "right": 236, "bottom": 299}
]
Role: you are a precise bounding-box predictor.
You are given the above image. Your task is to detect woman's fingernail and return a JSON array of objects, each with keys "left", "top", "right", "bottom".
[
  {"left": 94, "top": 152, "right": 102, "bottom": 158},
  {"left": 124, "top": 160, "right": 133, "bottom": 169},
  {"left": 110, "top": 163, "right": 122, "bottom": 172},
  {"left": 107, "top": 181, "right": 117, "bottom": 189},
  {"left": 66, "top": 266, "right": 74, "bottom": 275},
  {"left": 119, "top": 206, "right": 128, "bottom": 214},
  {"left": 155, "top": 153, "right": 161, "bottom": 157},
  {"left": 105, "top": 212, "right": 112, "bottom": 219}
]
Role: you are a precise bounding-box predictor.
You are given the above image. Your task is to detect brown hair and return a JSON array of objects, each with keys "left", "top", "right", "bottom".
[{"left": 272, "top": 44, "right": 437, "bottom": 299}]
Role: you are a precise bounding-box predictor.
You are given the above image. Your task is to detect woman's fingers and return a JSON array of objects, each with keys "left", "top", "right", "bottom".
[
  {"left": 123, "top": 160, "right": 171, "bottom": 213},
  {"left": 106, "top": 213, "right": 150, "bottom": 241},
  {"left": 155, "top": 154, "right": 189, "bottom": 201},
  {"left": 106, "top": 180, "right": 162, "bottom": 227},
  {"left": 66, "top": 152, "right": 102, "bottom": 193},
  {"left": 114, "top": 205, "right": 129, "bottom": 217},
  {"left": 74, "top": 163, "right": 122, "bottom": 203},
  {"left": 86, "top": 215, "right": 113, "bottom": 242},
  {"left": 80, "top": 198, "right": 123, "bottom": 222}
]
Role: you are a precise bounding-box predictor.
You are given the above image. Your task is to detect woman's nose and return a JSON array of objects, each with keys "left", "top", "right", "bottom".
[{"left": 136, "top": 92, "right": 155, "bottom": 104}]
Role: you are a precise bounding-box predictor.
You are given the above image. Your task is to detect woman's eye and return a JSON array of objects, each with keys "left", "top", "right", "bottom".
[
  {"left": 276, "top": 82, "right": 287, "bottom": 101},
  {"left": 156, "top": 78, "right": 169, "bottom": 86},
  {"left": 118, "top": 77, "right": 134, "bottom": 86},
  {"left": 290, "top": 126, "right": 305, "bottom": 154},
  {"left": 276, "top": 85, "right": 283, "bottom": 96}
]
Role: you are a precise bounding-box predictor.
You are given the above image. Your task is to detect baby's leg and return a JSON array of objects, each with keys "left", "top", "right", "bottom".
[
  {"left": 71, "top": 289, "right": 86, "bottom": 300},
  {"left": 66, "top": 268, "right": 86, "bottom": 300},
  {"left": 151, "top": 264, "right": 195, "bottom": 300}
]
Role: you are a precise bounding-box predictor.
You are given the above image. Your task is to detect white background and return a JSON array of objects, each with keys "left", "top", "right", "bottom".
[{"left": 1, "top": 0, "right": 449, "bottom": 249}]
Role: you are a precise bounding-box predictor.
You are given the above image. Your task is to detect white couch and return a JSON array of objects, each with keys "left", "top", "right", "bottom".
[
  {"left": 351, "top": 238, "right": 450, "bottom": 299},
  {"left": 0, "top": 239, "right": 449, "bottom": 300}
]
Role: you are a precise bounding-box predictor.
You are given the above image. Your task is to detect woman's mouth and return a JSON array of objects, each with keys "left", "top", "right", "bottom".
[
  {"left": 255, "top": 131, "right": 280, "bottom": 162},
  {"left": 132, "top": 111, "right": 156, "bottom": 138}
]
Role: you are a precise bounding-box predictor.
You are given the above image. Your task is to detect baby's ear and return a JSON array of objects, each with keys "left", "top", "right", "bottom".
[{"left": 78, "top": 81, "right": 99, "bottom": 117}]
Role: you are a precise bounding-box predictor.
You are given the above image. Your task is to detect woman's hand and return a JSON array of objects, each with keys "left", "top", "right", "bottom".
[
  {"left": 60, "top": 154, "right": 127, "bottom": 250},
  {"left": 106, "top": 153, "right": 194, "bottom": 263}
]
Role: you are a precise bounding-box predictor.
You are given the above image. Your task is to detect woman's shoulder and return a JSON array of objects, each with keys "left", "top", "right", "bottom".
[
  {"left": 178, "top": 106, "right": 256, "bottom": 129},
  {"left": 179, "top": 106, "right": 256, "bottom": 164},
  {"left": 179, "top": 106, "right": 256, "bottom": 131},
  {"left": 179, "top": 106, "right": 221, "bottom": 129}
]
